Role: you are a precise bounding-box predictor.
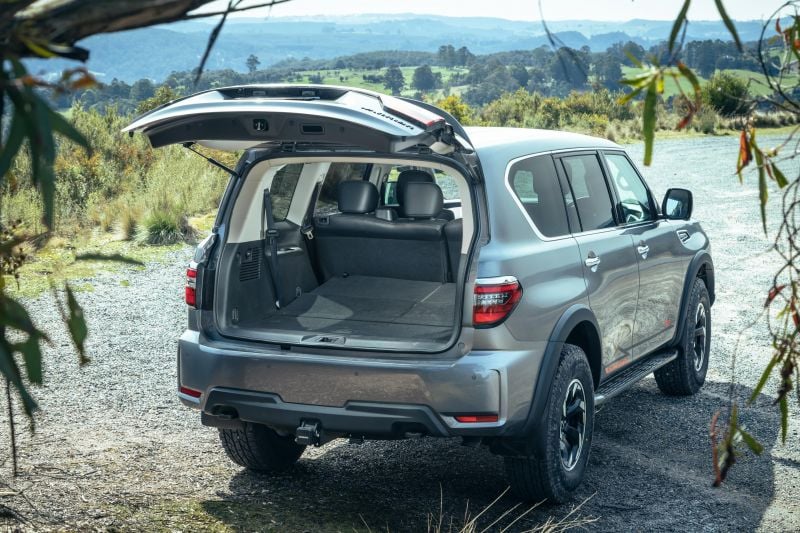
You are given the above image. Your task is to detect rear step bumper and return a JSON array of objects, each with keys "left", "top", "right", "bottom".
[
  {"left": 178, "top": 330, "right": 545, "bottom": 438},
  {"left": 201, "top": 388, "right": 451, "bottom": 438}
]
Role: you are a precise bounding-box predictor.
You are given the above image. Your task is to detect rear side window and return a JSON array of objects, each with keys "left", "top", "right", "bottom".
[
  {"left": 604, "top": 153, "right": 654, "bottom": 224},
  {"left": 315, "top": 162, "right": 370, "bottom": 215},
  {"left": 382, "top": 166, "right": 461, "bottom": 205},
  {"left": 560, "top": 154, "right": 615, "bottom": 231},
  {"left": 270, "top": 163, "right": 303, "bottom": 221},
  {"left": 509, "top": 155, "right": 570, "bottom": 238}
]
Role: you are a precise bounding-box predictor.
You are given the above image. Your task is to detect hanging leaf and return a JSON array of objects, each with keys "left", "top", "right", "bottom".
[
  {"left": 751, "top": 355, "right": 779, "bottom": 402},
  {"left": 668, "top": 0, "right": 692, "bottom": 53},
  {"left": 714, "top": 0, "right": 742, "bottom": 51},
  {"left": 754, "top": 146, "right": 768, "bottom": 235},
  {"left": 48, "top": 107, "right": 91, "bottom": 152},
  {"left": 736, "top": 129, "right": 752, "bottom": 179},
  {"left": 772, "top": 165, "right": 789, "bottom": 188},
  {"left": 642, "top": 80, "right": 658, "bottom": 166},
  {"left": 738, "top": 427, "right": 763, "bottom": 455},
  {"left": 0, "top": 110, "right": 25, "bottom": 179}
]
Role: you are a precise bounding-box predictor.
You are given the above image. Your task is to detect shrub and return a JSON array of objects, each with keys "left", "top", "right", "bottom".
[
  {"left": 138, "top": 208, "right": 196, "bottom": 245},
  {"left": 702, "top": 72, "right": 749, "bottom": 117},
  {"left": 693, "top": 106, "right": 719, "bottom": 134}
]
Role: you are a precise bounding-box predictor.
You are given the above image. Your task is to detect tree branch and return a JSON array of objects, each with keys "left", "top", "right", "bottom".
[{"left": 1, "top": 0, "right": 288, "bottom": 58}]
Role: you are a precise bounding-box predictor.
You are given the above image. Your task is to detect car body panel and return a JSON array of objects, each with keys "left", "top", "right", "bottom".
[
  {"left": 573, "top": 230, "right": 639, "bottom": 367},
  {"left": 626, "top": 219, "right": 690, "bottom": 358}
]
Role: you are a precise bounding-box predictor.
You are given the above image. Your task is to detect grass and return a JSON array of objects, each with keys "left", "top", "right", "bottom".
[
  {"left": 296, "top": 66, "right": 469, "bottom": 99},
  {"left": 725, "top": 68, "right": 800, "bottom": 97},
  {"left": 3, "top": 222, "right": 210, "bottom": 298}
]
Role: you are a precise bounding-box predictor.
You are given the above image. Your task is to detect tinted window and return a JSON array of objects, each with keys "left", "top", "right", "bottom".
[
  {"left": 270, "top": 163, "right": 303, "bottom": 221},
  {"left": 605, "top": 153, "right": 654, "bottom": 224},
  {"left": 561, "top": 154, "right": 615, "bottom": 231},
  {"left": 315, "top": 162, "right": 369, "bottom": 215},
  {"left": 509, "top": 155, "right": 570, "bottom": 237}
]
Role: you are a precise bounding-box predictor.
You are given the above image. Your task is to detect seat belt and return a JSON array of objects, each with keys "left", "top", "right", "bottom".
[
  {"left": 301, "top": 182, "right": 323, "bottom": 283},
  {"left": 262, "top": 188, "right": 281, "bottom": 309}
]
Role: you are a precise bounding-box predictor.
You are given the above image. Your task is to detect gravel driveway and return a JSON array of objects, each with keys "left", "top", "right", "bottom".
[{"left": 1, "top": 135, "right": 798, "bottom": 532}]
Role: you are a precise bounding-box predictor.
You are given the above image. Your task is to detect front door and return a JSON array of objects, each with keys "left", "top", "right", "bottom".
[
  {"left": 601, "top": 151, "right": 686, "bottom": 358},
  {"left": 556, "top": 152, "right": 640, "bottom": 371}
]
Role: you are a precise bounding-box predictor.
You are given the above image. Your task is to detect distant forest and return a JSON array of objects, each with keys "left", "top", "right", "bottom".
[{"left": 59, "top": 38, "right": 774, "bottom": 114}]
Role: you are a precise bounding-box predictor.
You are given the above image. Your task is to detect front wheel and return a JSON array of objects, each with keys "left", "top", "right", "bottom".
[
  {"left": 219, "top": 423, "right": 306, "bottom": 472},
  {"left": 654, "top": 278, "right": 711, "bottom": 396},
  {"left": 505, "top": 344, "right": 595, "bottom": 503}
]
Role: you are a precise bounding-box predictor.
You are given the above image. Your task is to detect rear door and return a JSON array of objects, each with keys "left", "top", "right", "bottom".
[
  {"left": 123, "top": 84, "right": 473, "bottom": 156},
  {"left": 555, "top": 152, "right": 640, "bottom": 372},
  {"left": 601, "top": 151, "right": 686, "bottom": 359}
]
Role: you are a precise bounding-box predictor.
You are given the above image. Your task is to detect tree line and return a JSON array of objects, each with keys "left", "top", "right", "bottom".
[{"left": 59, "top": 37, "right": 771, "bottom": 114}]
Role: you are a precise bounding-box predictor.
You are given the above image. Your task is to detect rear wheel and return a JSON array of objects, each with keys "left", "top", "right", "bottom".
[
  {"left": 655, "top": 278, "right": 711, "bottom": 396},
  {"left": 505, "top": 344, "right": 595, "bottom": 503},
  {"left": 219, "top": 423, "right": 306, "bottom": 472}
]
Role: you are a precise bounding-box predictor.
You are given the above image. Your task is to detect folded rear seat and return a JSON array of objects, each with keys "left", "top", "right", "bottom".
[{"left": 314, "top": 180, "right": 449, "bottom": 282}]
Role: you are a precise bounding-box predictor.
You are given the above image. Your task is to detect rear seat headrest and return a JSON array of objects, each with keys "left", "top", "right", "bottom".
[
  {"left": 337, "top": 180, "right": 378, "bottom": 214},
  {"left": 400, "top": 182, "right": 443, "bottom": 219},
  {"left": 396, "top": 169, "right": 435, "bottom": 209}
]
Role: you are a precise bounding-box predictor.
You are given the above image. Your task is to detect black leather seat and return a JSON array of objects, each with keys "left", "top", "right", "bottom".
[
  {"left": 396, "top": 169, "right": 455, "bottom": 221},
  {"left": 313, "top": 180, "right": 449, "bottom": 282}
]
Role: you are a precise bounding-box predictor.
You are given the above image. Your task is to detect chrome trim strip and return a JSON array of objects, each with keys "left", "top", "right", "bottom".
[{"left": 476, "top": 275, "right": 519, "bottom": 285}]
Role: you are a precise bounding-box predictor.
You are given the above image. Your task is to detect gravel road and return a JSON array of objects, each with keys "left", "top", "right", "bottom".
[{"left": 1, "top": 134, "right": 799, "bottom": 532}]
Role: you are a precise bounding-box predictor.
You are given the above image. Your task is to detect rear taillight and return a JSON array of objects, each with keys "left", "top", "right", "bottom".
[
  {"left": 185, "top": 264, "right": 197, "bottom": 307},
  {"left": 473, "top": 278, "right": 522, "bottom": 327}
]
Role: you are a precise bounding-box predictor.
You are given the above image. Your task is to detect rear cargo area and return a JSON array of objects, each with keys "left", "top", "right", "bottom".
[
  {"left": 212, "top": 158, "right": 473, "bottom": 351},
  {"left": 238, "top": 275, "right": 456, "bottom": 342}
]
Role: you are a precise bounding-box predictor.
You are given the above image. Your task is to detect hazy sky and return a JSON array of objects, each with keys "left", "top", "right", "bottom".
[{"left": 199, "top": 0, "right": 786, "bottom": 22}]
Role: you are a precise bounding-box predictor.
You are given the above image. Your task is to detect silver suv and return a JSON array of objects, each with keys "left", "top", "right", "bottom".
[{"left": 126, "top": 85, "right": 714, "bottom": 502}]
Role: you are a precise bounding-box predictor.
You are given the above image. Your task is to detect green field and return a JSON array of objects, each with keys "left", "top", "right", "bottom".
[
  {"left": 621, "top": 65, "right": 799, "bottom": 99},
  {"left": 293, "top": 66, "right": 470, "bottom": 99}
]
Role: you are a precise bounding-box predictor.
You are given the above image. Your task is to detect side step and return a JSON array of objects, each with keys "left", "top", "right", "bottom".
[{"left": 595, "top": 349, "right": 678, "bottom": 405}]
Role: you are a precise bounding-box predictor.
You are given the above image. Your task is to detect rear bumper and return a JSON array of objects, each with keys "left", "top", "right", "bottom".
[{"left": 178, "top": 330, "right": 545, "bottom": 438}]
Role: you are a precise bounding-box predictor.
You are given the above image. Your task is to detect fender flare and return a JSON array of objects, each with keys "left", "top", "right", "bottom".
[
  {"left": 670, "top": 251, "right": 715, "bottom": 348},
  {"left": 520, "top": 304, "right": 601, "bottom": 441}
]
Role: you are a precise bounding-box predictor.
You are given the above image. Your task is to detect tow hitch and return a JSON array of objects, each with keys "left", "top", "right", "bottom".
[{"left": 295, "top": 421, "right": 322, "bottom": 446}]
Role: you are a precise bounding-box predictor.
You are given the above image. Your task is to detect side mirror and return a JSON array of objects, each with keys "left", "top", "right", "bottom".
[{"left": 662, "top": 188, "right": 693, "bottom": 220}]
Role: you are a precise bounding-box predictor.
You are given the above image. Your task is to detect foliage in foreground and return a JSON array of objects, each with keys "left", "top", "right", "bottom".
[{"left": 625, "top": 0, "right": 800, "bottom": 485}]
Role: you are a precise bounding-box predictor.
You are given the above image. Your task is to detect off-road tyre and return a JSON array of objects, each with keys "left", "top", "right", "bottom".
[
  {"left": 654, "top": 278, "right": 711, "bottom": 396},
  {"left": 219, "top": 423, "right": 306, "bottom": 472},
  {"left": 505, "top": 344, "right": 595, "bottom": 503}
]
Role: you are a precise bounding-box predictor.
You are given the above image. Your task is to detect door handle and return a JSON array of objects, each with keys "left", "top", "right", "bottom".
[
  {"left": 637, "top": 244, "right": 649, "bottom": 258},
  {"left": 585, "top": 254, "right": 601, "bottom": 272}
]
